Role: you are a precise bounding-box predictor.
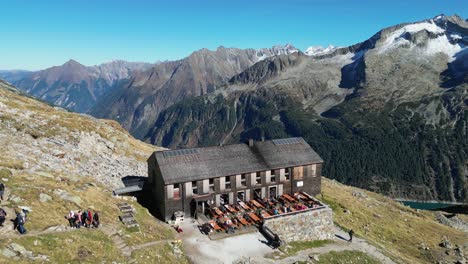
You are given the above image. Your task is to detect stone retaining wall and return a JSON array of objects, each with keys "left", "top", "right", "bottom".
[{"left": 263, "top": 207, "right": 334, "bottom": 242}]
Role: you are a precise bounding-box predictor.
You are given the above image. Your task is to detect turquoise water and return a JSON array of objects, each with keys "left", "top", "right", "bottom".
[{"left": 401, "top": 201, "right": 458, "bottom": 210}]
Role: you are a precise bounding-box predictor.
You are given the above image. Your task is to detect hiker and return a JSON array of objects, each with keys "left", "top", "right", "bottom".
[
  {"left": 17, "top": 211, "right": 26, "bottom": 234},
  {"left": 92, "top": 211, "right": 100, "bottom": 228},
  {"left": 273, "top": 208, "right": 279, "bottom": 215},
  {"left": 21, "top": 209, "right": 28, "bottom": 222},
  {"left": 75, "top": 210, "right": 82, "bottom": 228},
  {"left": 0, "top": 208, "right": 6, "bottom": 227},
  {"left": 348, "top": 229, "right": 354, "bottom": 242},
  {"left": 0, "top": 182, "right": 5, "bottom": 201},
  {"left": 82, "top": 209, "right": 88, "bottom": 227},
  {"left": 66, "top": 210, "right": 75, "bottom": 227},
  {"left": 86, "top": 209, "right": 93, "bottom": 228}
]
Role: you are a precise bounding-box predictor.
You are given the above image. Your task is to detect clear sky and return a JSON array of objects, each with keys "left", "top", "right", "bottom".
[{"left": 0, "top": 0, "right": 466, "bottom": 70}]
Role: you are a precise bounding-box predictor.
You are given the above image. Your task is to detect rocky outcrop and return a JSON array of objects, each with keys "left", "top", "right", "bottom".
[{"left": 2, "top": 243, "right": 49, "bottom": 261}]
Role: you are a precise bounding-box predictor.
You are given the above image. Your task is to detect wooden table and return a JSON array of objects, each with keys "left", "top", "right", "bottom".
[
  {"left": 247, "top": 212, "right": 261, "bottom": 223},
  {"left": 260, "top": 210, "right": 271, "bottom": 218},
  {"left": 209, "top": 220, "right": 223, "bottom": 232},
  {"left": 238, "top": 201, "right": 251, "bottom": 210},
  {"left": 283, "top": 194, "right": 296, "bottom": 203},
  {"left": 237, "top": 216, "right": 250, "bottom": 226},
  {"left": 224, "top": 204, "right": 237, "bottom": 214},
  {"left": 213, "top": 207, "right": 223, "bottom": 216},
  {"left": 250, "top": 200, "right": 264, "bottom": 209}
]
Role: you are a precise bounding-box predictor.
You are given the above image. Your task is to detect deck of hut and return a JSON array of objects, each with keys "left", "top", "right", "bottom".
[{"left": 198, "top": 191, "right": 326, "bottom": 240}]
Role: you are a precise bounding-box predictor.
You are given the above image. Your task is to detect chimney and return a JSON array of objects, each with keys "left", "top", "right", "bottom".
[{"left": 248, "top": 139, "right": 254, "bottom": 147}]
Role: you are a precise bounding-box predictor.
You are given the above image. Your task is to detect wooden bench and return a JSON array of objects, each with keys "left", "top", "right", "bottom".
[{"left": 208, "top": 220, "right": 223, "bottom": 232}]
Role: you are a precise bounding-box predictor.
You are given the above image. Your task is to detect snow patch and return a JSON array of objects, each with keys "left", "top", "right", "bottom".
[
  {"left": 255, "top": 44, "right": 299, "bottom": 62},
  {"left": 305, "top": 45, "right": 336, "bottom": 56},
  {"left": 450, "top": 34, "right": 462, "bottom": 41},
  {"left": 425, "top": 35, "right": 463, "bottom": 61},
  {"left": 379, "top": 21, "right": 444, "bottom": 53}
]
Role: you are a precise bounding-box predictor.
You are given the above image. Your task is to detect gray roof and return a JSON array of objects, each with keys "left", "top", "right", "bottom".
[{"left": 152, "top": 137, "right": 323, "bottom": 184}]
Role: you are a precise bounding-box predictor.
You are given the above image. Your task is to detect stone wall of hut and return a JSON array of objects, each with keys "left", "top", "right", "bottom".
[{"left": 263, "top": 207, "right": 334, "bottom": 242}]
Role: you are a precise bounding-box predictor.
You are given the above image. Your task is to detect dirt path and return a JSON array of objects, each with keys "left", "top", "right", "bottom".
[{"left": 258, "top": 227, "right": 396, "bottom": 264}]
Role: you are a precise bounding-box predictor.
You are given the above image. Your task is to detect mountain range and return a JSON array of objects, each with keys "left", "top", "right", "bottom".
[
  {"left": 1, "top": 14, "right": 467, "bottom": 202},
  {"left": 146, "top": 14, "right": 468, "bottom": 202},
  {"left": 0, "top": 60, "right": 152, "bottom": 112}
]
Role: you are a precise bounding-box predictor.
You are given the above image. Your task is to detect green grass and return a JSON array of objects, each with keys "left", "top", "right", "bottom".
[
  {"left": 322, "top": 178, "right": 467, "bottom": 264},
  {"left": 120, "top": 203, "right": 175, "bottom": 246},
  {"left": 0, "top": 168, "right": 12, "bottom": 178},
  {"left": 131, "top": 242, "right": 189, "bottom": 264},
  {"left": 0, "top": 230, "right": 126, "bottom": 263},
  {"left": 315, "top": 250, "right": 380, "bottom": 264}
]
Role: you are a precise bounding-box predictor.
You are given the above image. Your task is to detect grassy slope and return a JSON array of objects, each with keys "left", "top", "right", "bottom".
[
  {"left": 0, "top": 82, "right": 175, "bottom": 262},
  {"left": 321, "top": 177, "right": 466, "bottom": 264},
  {"left": 0, "top": 81, "right": 157, "bottom": 163}
]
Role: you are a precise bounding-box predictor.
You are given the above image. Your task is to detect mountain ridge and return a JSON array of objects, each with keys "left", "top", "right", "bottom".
[{"left": 145, "top": 14, "right": 468, "bottom": 202}]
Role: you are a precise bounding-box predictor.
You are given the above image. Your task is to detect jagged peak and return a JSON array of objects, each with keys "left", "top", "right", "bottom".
[{"left": 62, "top": 59, "right": 83, "bottom": 67}]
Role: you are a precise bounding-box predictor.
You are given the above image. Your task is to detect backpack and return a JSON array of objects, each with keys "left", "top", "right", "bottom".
[
  {"left": 17, "top": 213, "right": 24, "bottom": 224},
  {"left": 0, "top": 183, "right": 4, "bottom": 191}
]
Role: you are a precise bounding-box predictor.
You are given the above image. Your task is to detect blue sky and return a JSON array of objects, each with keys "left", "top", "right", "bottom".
[{"left": 0, "top": 0, "right": 466, "bottom": 70}]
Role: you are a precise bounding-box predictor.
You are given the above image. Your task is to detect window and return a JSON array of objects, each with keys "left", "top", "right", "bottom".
[
  {"left": 312, "top": 164, "right": 317, "bottom": 177},
  {"left": 192, "top": 181, "right": 198, "bottom": 195},
  {"left": 255, "top": 173, "right": 261, "bottom": 185},
  {"left": 226, "top": 178, "right": 231, "bottom": 190},
  {"left": 269, "top": 186, "right": 277, "bottom": 198},
  {"left": 174, "top": 183, "right": 180, "bottom": 199},
  {"left": 284, "top": 168, "right": 290, "bottom": 181},
  {"left": 220, "top": 193, "right": 229, "bottom": 205},
  {"left": 209, "top": 178, "right": 215, "bottom": 192},
  {"left": 294, "top": 166, "right": 304, "bottom": 180},
  {"left": 270, "top": 170, "right": 276, "bottom": 183},
  {"left": 237, "top": 191, "right": 245, "bottom": 201},
  {"left": 240, "top": 174, "right": 247, "bottom": 187}
]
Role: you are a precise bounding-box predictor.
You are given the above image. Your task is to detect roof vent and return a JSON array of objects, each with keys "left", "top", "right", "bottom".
[
  {"left": 163, "top": 148, "right": 200, "bottom": 158},
  {"left": 272, "top": 137, "right": 301, "bottom": 145}
]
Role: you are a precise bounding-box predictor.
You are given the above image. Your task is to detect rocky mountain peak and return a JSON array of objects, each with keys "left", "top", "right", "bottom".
[{"left": 62, "top": 59, "right": 84, "bottom": 69}]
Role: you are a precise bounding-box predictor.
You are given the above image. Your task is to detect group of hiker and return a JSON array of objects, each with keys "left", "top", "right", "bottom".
[
  {"left": 0, "top": 182, "right": 103, "bottom": 235},
  {"left": 0, "top": 208, "right": 29, "bottom": 234},
  {"left": 66, "top": 209, "right": 100, "bottom": 229},
  {"left": 0, "top": 182, "right": 29, "bottom": 234}
]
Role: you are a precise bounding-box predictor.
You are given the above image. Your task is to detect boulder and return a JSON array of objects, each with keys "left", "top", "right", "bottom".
[
  {"left": 440, "top": 236, "right": 453, "bottom": 249},
  {"left": 53, "top": 189, "right": 82, "bottom": 206},
  {"left": 39, "top": 193, "right": 52, "bottom": 203},
  {"left": 2, "top": 248, "right": 17, "bottom": 258},
  {"left": 37, "top": 171, "right": 54, "bottom": 178},
  {"left": 45, "top": 225, "right": 68, "bottom": 232},
  {"left": 8, "top": 243, "right": 33, "bottom": 258},
  {"left": 8, "top": 195, "right": 22, "bottom": 203}
]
